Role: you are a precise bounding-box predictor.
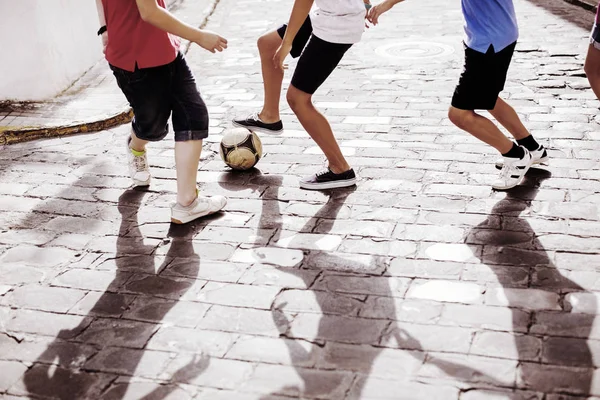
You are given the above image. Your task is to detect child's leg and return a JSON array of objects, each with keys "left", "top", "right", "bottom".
[
  {"left": 174, "top": 140, "right": 203, "bottom": 206},
  {"left": 257, "top": 31, "right": 285, "bottom": 123},
  {"left": 488, "top": 97, "right": 529, "bottom": 141},
  {"left": 448, "top": 106, "right": 513, "bottom": 154},
  {"left": 171, "top": 53, "right": 226, "bottom": 223},
  {"left": 233, "top": 18, "right": 312, "bottom": 133},
  {"left": 129, "top": 130, "right": 149, "bottom": 152},
  {"left": 585, "top": 43, "right": 600, "bottom": 101},
  {"left": 287, "top": 85, "right": 350, "bottom": 173},
  {"left": 287, "top": 35, "right": 355, "bottom": 190}
]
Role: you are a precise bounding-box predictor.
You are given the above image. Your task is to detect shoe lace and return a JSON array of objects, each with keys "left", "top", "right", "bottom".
[
  {"left": 499, "top": 161, "right": 517, "bottom": 181},
  {"left": 133, "top": 154, "right": 148, "bottom": 172},
  {"left": 249, "top": 111, "right": 261, "bottom": 123},
  {"left": 316, "top": 168, "right": 330, "bottom": 178}
]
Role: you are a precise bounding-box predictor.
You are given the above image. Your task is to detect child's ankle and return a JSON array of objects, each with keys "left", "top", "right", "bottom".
[{"left": 259, "top": 111, "right": 280, "bottom": 123}]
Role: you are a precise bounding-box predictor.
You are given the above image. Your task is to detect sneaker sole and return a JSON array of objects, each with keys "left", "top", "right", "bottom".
[
  {"left": 133, "top": 178, "right": 151, "bottom": 187},
  {"left": 299, "top": 178, "right": 357, "bottom": 190},
  {"left": 232, "top": 121, "right": 283, "bottom": 135},
  {"left": 171, "top": 209, "right": 216, "bottom": 225}
]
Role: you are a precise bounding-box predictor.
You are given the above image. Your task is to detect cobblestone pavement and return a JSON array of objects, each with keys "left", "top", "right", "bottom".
[{"left": 1, "top": 0, "right": 600, "bottom": 398}]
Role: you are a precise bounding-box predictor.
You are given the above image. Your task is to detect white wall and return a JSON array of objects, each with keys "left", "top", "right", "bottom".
[{"left": 0, "top": 0, "right": 103, "bottom": 101}]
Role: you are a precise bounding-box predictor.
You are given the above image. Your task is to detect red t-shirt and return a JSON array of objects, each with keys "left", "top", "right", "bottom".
[{"left": 103, "top": 0, "right": 180, "bottom": 71}]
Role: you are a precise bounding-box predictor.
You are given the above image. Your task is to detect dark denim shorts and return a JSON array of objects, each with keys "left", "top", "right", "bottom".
[{"left": 110, "top": 53, "right": 209, "bottom": 142}]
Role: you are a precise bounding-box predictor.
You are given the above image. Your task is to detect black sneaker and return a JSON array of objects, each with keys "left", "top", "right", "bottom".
[
  {"left": 232, "top": 112, "right": 283, "bottom": 135},
  {"left": 300, "top": 168, "right": 357, "bottom": 190}
]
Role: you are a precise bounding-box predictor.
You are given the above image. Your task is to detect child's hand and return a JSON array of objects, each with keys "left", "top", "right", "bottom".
[
  {"left": 368, "top": 1, "right": 393, "bottom": 25},
  {"left": 273, "top": 41, "right": 292, "bottom": 72},
  {"left": 194, "top": 30, "right": 228, "bottom": 53}
]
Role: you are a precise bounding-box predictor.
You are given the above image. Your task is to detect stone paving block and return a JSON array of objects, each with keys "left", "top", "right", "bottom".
[
  {"left": 0, "top": 229, "right": 56, "bottom": 246},
  {"left": 387, "top": 258, "right": 464, "bottom": 280},
  {"left": 53, "top": 269, "right": 129, "bottom": 292},
  {"left": 226, "top": 335, "right": 320, "bottom": 367},
  {"left": 237, "top": 264, "right": 319, "bottom": 289},
  {"left": 338, "top": 238, "right": 418, "bottom": 257},
  {"left": 383, "top": 322, "right": 474, "bottom": 353},
  {"left": 198, "top": 304, "right": 286, "bottom": 337},
  {"left": 77, "top": 318, "right": 156, "bottom": 348},
  {"left": 289, "top": 313, "right": 389, "bottom": 345},
  {"left": 99, "top": 381, "right": 196, "bottom": 400},
  {"left": 303, "top": 251, "right": 387, "bottom": 275},
  {"left": 242, "top": 363, "right": 353, "bottom": 400},
  {"left": 0, "top": 360, "right": 28, "bottom": 393},
  {"left": 2, "top": 285, "right": 86, "bottom": 313},
  {"left": 11, "top": 365, "right": 114, "bottom": 399},
  {"left": 406, "top": 280, "right": 483, "bottom": 304},
  {"left": 6, "top": 309, "right": 91, "bottom": 339},
  {"left": 0, "top": 245, "right": 77, "bottom": 268},
  {"left": 147, "top": 327, "right": 237, "bottom": 357},
  {"left": 318, "top": 342, "right": 425, "bottom": 378},
  {"left": 0, "top": 264, "right": 48, "bottom": 286},
  {"left": 69, "top": 291, "right": 135, "bottom": 318},
  {"left": 531, "top": 311, "right": 600, "bottom": 339},
  {"left": 470, "top": 331, "right": 542, "bottom": 362},
  {"left": 164, "top": 355, "right": 254, "bottom": 390},
  {"left": 123, "top": 297, "right": 210, "bottom": 328},
  {"left": 193, "top": 282, "right": 280, "bottom": 309},
  {"left": 565, "top": 292, "right": 600, "bottom": 314},
  {"left": 313, "top": 274, "right": 410, "bottom": 298},
  {"left": 348, "top": 376, "right": 460, "bottom": 400},
  {"left": 418, "top": 353, "right": 518, "bottom": 388},
  {"left": 231, "top": 247, "right": 304, "bottom": 268},
  {"left": 274, "top": 289, "right": 364, "bottom": 317},
  {"left": 517, "top": 363, "right": 595, "bottom": 396},
  {"left": 84, "top": 347, "right": 172, "bottom": 378},
  {"left": 485, "top": 288, "right": 561, "bottom": 311}
]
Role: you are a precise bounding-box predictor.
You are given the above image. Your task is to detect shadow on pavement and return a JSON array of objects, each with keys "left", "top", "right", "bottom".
[
  {"left": 221, "top": 173, "right": 504, "bottom": 398},
  {"left": 23, "top": 188, "right": 210, "bottom": 399},
  {"left": 466, "top": 169, "right": 596, "bottom": 397}
]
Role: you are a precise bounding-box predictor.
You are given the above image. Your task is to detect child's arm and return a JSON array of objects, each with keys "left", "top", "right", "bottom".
[
  {"left": 273, "top": 0, "right": 314, "bottom": 71},
  {"left": 135, "top": 0, "right": 227, "bottom": 53},
  {"left": 368, "top": 0, "right": 405, "bottom": 25},
  {"left": 95, "top": 0, "right": 108, "bottom": 53}
]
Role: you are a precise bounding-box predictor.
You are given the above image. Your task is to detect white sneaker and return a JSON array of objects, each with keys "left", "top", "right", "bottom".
[
  {"left": 126, "top": 137, "right": 151, "bottom": 186},
  {"left": 492, "top": 147, "right": 534, "bottom": 190},
  {"left": 495, "top": 144, "right": 549, "bottom": 169},
  {"left": 171, "top": 195, "right": 227, "bottom": 224}
]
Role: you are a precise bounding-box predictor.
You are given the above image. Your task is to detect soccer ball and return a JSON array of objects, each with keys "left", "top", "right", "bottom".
[{"left": 219, "top": 127, "right": 263, "bottom": 170}]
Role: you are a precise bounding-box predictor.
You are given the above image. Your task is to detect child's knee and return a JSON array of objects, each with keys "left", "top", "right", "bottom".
[
  {"left": 448, "top": 107, "right": 473, "bottom": 130},
  {"left": 286, "top": 87, "right": 310, "bottom": 111},
  {"left": 257, "top": 32, "right": 280, "bottom": 54}
]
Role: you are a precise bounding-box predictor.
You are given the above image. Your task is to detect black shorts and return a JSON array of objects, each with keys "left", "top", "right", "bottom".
[
  {"left": 110, "top": 52, "right": 209, "bottom": 142},
  {"left": 451, "top": 42, "right": 517, "bottom": 111},
  {"left": 277, "top": 18, "right": 352, "bottom": 95}
]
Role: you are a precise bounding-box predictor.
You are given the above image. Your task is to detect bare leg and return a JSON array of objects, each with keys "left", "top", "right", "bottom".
[
  {"left": 257, "top": 31, "right": 285, "bottom": 123},
  {"left": 174, "top": 140, "right": 203, "bottom": 206},
  {"left": 129, "top": 129, "right": 149, "bottom": 152},
  {"left": 448, "top": 106, "right": 513, "bottom": 154},
  {"left": 489, "top": 97, "right": 530, "bottom": 141},
  {"left": 287, "top": 85, "right": 350, "bottom": 173},
  {"left": 585, "top": 44, "right": 600, "bottom": 101}
]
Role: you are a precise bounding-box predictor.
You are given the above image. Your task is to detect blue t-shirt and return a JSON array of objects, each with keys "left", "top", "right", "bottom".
[{"left": 462, "top": 0, "right": 519, "bottom": 54}]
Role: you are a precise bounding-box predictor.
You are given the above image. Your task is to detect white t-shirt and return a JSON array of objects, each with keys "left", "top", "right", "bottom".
[{"left": 310, "top": 0, "right": 366, "bottom": 44}]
